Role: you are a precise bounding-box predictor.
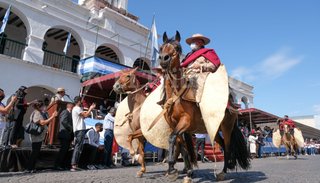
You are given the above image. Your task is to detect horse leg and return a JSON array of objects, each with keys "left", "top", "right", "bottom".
[
  {"left": 214, "top": 132, "right": 228, "bottom": 181},
  {"left": 136, "top": 136, "right": 146, "bottom": 178},
  {"left": 216, "top": 113, "right": 235, "bottom": 181},
  {"left": 127, "top": 129, "right": 143, "bottom": 156},
  {"left": 180, "top": 133, "right": 194, "bottom": 183},
  {"left": 167, "top": 131, "right": 179, "bottom": 181}
]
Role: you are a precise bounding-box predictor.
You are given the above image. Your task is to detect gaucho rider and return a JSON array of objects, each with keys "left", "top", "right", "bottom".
[
  {"left": 278, "top": 115, "right": 295, "bottom": 136},
  {"left": 181, "top": 33, "right": 221, "bottom": 102}
]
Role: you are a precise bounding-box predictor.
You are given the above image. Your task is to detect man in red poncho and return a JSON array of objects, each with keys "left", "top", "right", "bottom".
[
  {"left": 278, "top": 115, "right": 295, "bottom": 136},
  {"left": 181, "top": 33, "right": 221, "bottom": 102}
]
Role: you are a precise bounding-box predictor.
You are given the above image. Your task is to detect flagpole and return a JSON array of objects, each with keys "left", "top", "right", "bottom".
[{"left": 143, "top": 14, "right": 155, "bottom": 70}]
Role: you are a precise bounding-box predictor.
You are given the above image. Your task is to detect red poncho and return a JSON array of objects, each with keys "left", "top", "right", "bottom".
[{"left": 181, "top": 48, "right": 221, "bottom": 68}]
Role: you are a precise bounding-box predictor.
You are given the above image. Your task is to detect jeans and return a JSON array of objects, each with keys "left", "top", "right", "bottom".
[
  {"left": 27, "top": 141, "right": 42, "bottom": 170},
  {"left": 104, "top": 129, "right": 114, "bottom": 166},
  {"left": 71, "top": 130, "right": 87, "bottom": 166},
  {"left": 195, "top": 138, "right": 205, "bottom": 161},
  {"left": 2, "top": 121, "right": 14, "bottom": 146},
  {"left": 258, "top": 144, "right": 262, "bottom": 158}
]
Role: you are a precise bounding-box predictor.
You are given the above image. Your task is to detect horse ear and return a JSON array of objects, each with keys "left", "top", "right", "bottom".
[
  {"left": 131, "top": 67, "right": 139, "bottom": 74},
  {"left": 163, "top": 32, "right": 168, "bottom": 43},
  {"left": 175, "top": 31, "right": 181, "bottom": 42}
]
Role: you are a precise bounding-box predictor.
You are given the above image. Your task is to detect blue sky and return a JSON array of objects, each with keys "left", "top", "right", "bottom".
[{"left": 128, "top": 0, "right": 320, "bottom": 119}]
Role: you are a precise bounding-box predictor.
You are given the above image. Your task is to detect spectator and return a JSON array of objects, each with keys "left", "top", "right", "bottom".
[
  {"left": 304, "top": 138, "right": 309, "bottom": 155},
  {"left": 103, "top": 107, "right": 116, "bottom": 168},
  {"left": 0, "top": 88, "right": 17, "bottom": 144},
  {"left": 256, "top": 130, "right": 265, "bottom": 158},
  {"left": 70, "top": 96, "right": 96, "bottom": 172},
  {"left": 49, "top": 87, "right": 66, "bottom": 106},
  {"left": 25, "top": 100, "right": 57, "bottom": 173},
  {"left": 83, "top": 122, "right": 104, "bottom": 170},
  {"left": 310, "top": 139, "right": 316, "bottom": 156},
  {"left": 55, "top": 102, "right": 74, "bottom": 170},
  {"left": 195, "top": 133, "right": 207, "bottom": 163},
  {"left": 248, "top": 131, "right": 258, "bottom": 158},
  {"left": 3, "top": 86, "right": 29, "bottom": 148}
]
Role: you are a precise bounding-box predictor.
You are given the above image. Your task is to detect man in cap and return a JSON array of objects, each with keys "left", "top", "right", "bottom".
[
  {"left": 181, "top": 33, "right": 221, "bottom": 102},
  {"left": 49, "top": 87, "right": 66, "bottom": 106}
]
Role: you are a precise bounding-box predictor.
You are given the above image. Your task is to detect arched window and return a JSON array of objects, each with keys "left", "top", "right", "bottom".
[
  {"left": 95, "top": 45, "right": 119, "bottom": 63},
  {"left": 133, "top": 58, "right": 150, "bottom": 71},
  {"left": 0, "top": 6, "right": 28, "bottom": 59},
  {"left": 43, "top": 28, "right": 81, "bottom": 73}
]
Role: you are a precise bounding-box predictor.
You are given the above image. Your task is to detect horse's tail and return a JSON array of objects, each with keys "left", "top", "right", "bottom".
[
  {"left": 183, "top": 133, "right": 198, "bottom": 167},
  {"left": 228, "top": 122, "right": 251, "bottom": 170}
]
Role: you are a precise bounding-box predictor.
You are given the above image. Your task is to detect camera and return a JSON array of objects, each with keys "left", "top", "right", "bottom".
[{"left": 14, "top": 86, "right": 27, "bottom": 100}]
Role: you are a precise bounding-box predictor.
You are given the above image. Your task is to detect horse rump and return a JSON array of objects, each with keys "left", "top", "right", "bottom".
[{"left": 228, "top": 123, "right": 251, "bottom": 170}]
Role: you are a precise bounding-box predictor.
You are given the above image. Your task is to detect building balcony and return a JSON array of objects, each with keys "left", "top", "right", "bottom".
[
  {"left": 43, "top": 49, "right": 79, "bottom": 73},
  {"left": 0, "top": 36, "right": 27, "bottom": 60}
]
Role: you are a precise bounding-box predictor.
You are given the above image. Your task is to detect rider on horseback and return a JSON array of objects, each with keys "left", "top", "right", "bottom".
[
  {"left": 278, "top": 115, "right": 295, "bottom": 136},
  {"left": 157, "top": 33, "right": 220, "bottom": 105},
  {"left": 181, "top": 34, "right": 221, "bottom": 103}
]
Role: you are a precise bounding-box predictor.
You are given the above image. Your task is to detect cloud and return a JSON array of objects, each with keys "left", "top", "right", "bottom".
[
  {"left": 231, "top": 48, "right": 302, "bottom": 82},
  {"left": 314, "top": 104, "right": 320, "bottom": 114}
]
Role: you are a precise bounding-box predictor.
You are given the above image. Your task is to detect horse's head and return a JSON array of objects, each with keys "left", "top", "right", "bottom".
[
  {"left": 159, "top": 31, "right": 182, "bottom": 72},
  {"left": 113, "top": 67, "right": 139, "bottom": 94}
]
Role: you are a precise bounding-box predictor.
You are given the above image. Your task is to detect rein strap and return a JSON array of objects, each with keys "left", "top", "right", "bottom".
[{"left": 147, "top": 82, "right": 188, "bottom": 131}]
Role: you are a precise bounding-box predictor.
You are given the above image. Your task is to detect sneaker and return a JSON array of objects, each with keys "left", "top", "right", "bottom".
[
  {"left": 95, "top": 164, "right": 106, "bottom": 169},
  {"left": 70, "top": 165, "right": 82, "bottom": 172},
  {"left": 87, "top": 165, "right": 97, "bottom": 170}
]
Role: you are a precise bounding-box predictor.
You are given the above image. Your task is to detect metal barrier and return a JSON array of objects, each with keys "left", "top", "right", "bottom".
[
  {"left": 0, "top": 37, "right": 27, "bottom": 59},
  {"left": 43, "top": 50, "right": 79, "bottom": 73}
]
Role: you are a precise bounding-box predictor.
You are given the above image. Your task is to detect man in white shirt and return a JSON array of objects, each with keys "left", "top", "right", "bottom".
[
  {"left": 103, "top": 107, "right": 116, "bottom": 167},
  {"left": 83, "top": 122, "right": 104, "bottom": 170},
  {"left": 71, "top": 96, "right": 96, "bottom": 171}
]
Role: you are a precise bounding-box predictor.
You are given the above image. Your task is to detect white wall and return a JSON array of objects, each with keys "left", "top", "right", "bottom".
[{"left": 0, "top": 54, "right": 81, "bottom": 103}]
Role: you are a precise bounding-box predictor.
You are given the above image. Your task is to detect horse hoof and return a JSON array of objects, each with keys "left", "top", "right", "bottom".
[
  {"left": 183, "top": 176, "right": 193, "bottom": 183},
  {"left": 286, "top": 155, "right": 290, "bottom": 159},
  {"left": 216, "top": 172, "right": 225, "bottom": 181},
  {"left": 168, "top": 169, "right": 179, "bottom": 181},
  {"left": 136, "top": 171, "right": 143, "bottom": 178}
]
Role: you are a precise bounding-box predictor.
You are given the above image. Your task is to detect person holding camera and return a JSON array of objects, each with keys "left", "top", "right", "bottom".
[
  {"left": 3, "top": 86, "right": 29, "bottom": 147},
  {"left": 70, "top": 96, "right": 96, "bottom": 171},
  {"left": 0, "top": 88, "right": 17, "bottom": 144},
  {"left": 25, "top": 100, "right": 58, "bottom": 173}
]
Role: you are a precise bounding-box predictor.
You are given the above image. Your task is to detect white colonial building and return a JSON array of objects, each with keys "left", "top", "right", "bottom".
[{"left": 0, "top": 0, "right": 254, "bottom": 145}]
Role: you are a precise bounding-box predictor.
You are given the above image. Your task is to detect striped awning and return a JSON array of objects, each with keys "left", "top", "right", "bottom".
[{"left": 78, "top": 56, "right": 129, "bottom": 75}]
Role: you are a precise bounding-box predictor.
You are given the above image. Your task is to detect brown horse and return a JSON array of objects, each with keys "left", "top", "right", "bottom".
[
  {"left": 113, "top": 68, "right": 194, "bottom": 177},
  {"left": 282, "top": 124, "right": 298, "bottom": 159},
  {"left": 158, "top": 31, "right": 251, "bottom": 182}
]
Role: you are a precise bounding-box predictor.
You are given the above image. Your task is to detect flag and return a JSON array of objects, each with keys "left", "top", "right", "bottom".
[
  {"left": 63, "top": 32, "right": 71, "bottom": 55},
  {"left": 0, "top": 5, "right": 11, "bottom": 34},
  {"left": 150, "top": 17, "right": 159, "bottom": 68}
]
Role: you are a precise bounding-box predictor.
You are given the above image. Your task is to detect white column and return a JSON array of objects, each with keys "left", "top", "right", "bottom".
[{"left": 23, "top": 35, "right": 45, "bottom": 64}]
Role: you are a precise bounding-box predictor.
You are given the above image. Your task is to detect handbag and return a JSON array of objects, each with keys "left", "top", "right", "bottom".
[{"left": 25, "top": 112, "right": 44, "bottom": 135}]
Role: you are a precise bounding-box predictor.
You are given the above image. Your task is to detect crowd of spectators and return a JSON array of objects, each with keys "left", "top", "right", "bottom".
[{"left": 0, "top": 86, "right": 117, "bottom": 173}]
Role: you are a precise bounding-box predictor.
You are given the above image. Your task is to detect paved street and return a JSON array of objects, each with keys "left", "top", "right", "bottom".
[{"left": 0, "top": 155, "right": 319, "bottom": 183}]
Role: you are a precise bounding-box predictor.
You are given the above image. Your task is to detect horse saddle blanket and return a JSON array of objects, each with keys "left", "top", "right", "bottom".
[
  {"left": 294, "top": 128, "right": 304, "bottom": 148},
  {"left": 272, "top": 129, "right": 282, "bottom": 148},
  {"left": 114, "top": 97, "right": 139, "bottom": 151}
]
